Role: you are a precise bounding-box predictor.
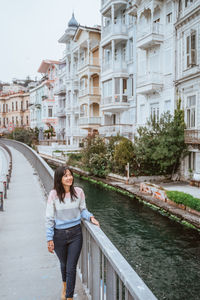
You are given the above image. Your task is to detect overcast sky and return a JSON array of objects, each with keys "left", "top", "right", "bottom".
[{"left": 0, "top": 0, "right": 101, "bottom": 83}]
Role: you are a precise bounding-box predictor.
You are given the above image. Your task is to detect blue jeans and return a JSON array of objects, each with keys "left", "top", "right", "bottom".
[{"left": 53, "top": 224, "right": 83, "bottom": 298}]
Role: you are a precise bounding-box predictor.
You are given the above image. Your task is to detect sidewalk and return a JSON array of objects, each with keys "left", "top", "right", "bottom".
[
  {"left": 0, "top": 147, "right": 87, "bottom": 300},
  {"left": 160, "top": 182, "right": 200, "bottom": 199}
]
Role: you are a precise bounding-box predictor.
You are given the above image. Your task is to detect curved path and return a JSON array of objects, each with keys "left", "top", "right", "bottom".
[{"left": 0, "top": 147, "right": 86, "bottom": 300}]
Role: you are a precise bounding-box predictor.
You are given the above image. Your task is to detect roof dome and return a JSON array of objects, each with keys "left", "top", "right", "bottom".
[{"left": 68, "top": 12, "right": 78, "bottom": 28}]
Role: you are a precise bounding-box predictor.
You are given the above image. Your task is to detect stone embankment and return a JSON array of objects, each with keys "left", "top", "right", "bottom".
[{"left": 39, "top": 153, "right": 200, "bottom": 231}]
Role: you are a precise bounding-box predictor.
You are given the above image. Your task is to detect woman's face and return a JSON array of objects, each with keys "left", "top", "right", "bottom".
[{"left": 61, "top": 169, "right": 73, "bottom": 188}]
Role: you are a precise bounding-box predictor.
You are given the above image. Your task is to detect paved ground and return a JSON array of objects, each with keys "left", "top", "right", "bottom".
[
  {"left": 160, "top": 182, "right": 200, "bottom": 199},
  {"left": 0, "top": 147, "right": 87, "bottom": 300}
]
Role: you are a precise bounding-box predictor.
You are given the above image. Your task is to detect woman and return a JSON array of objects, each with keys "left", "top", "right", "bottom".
[{"left": 46, "top": 166, "right": 99, "bottom": 300}]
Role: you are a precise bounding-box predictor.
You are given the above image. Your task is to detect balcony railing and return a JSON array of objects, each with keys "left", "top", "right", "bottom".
[
  {"left": 137, "top": 23, "right": 164, "bottom": 49},
  {"left": 138, "top": 23, "right": 163, "bottom": 39},
  {"left": 56, "top": 107, "right": 66, "bottom": 117},
  {"left": 102, "top": 22, "right": 128, "bottom": 39},
  {"left": 185, "top": 129, "right": 200, "bottom": 144},
  {"left": 100, "top": 124, "right": 133, "bottom": 137},
  {"left": 102, "top": 60, "right": 127, "bottom": 73},
  {"left": 79, "top": 117, "right": 101, "bottom": 126},
  {"left": 137, "top": 72, "right": 163, "bottom": 86},
  {"left": 102, "top": 95, "right": 128, "bottom": 105}
]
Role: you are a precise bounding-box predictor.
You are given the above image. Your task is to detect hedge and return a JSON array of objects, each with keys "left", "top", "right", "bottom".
[{"left": 166, "top": 190, "right": 200, "bottom": 212}]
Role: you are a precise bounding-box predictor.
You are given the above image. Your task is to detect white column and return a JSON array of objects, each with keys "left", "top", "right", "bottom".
[
  {"left": 112, "top": 77, "right": 115, "bottom": 103},
  {"left": 112, "top": 40, "right": 115, "bottom": 70},
  {"left": 87, "top": 40, "right": 90, "bottom": 64},
  {"left": 111, "top": 4, "right": 114, "bottom": 28}
]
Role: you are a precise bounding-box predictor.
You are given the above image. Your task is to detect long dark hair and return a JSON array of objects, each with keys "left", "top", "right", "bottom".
[{"left": 54, "top": 166, "right": 77, "bottom": 203}]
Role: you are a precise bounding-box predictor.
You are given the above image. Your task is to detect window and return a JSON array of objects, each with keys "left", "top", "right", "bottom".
[
  {"left": 26, "top": 116, "right": 29, "bottom": 125},
  {"left": 123, "top": 79, "right": 127, "bottom": 94},
  {"left": 16, "top": 116, "right": 18, "bottom": 126},
  {"left": 186, "top": 30, "right": 197, "bottom": 67},
  {"left": 26, "top": 101, "right": 28, "bottom": 110},
  {"left": 129, "top": 75, "right": 134, "bottom": 97},
  {"left": 6, "top": 118, "right": 8, "bottom": 125},
  {"left": 112, "top": 114, "right": 116, "bottom": 125},
  {"left": 150, "top": 103, "right": 159, "bottom": 122},
  {"left": 48, "top": 107, "right": 53, "bottom": 118},
  {"left": 186, "top": 95, "right": 196, "bottom": 128},
  {"left": 0, "top": 118, "right": 1, "bottom": 126},
  {"left": 12, "top": 117, "right": 14, "bottom": 124},
  {"left": 16, "top": 102, "right": 18, "bottom": 111},
  {"left": 115, "top": 78, "right": 120, "bottom": 95},
  {"left": 21, "top": 101, "right": 23, "bottom": 110},
  {"left": 21, "top": 117, "right": 23, "bottom": 126},
  {"left": 185, "top": 0, "right": 193, "bottom": 8},
  {"left": 114, "top": 49, "right": 118, "bottom": 61},
  {"left": 166, "top": 13, "right": 172, "bottom": 23},
  {"left": 103, "top": 80, "right": 112, "bottom": 98},
  {"left": 122, "top": 45, "right": 126, "bottom": 61},
  {"left": 188, "top": 152, "right": 195, "bottom": 171},
  {"left": 129, "top": 39, "right": 133, "bottom": 60},
  {"left": 12, "top": 102, "right": 14, "bottom": 111}
]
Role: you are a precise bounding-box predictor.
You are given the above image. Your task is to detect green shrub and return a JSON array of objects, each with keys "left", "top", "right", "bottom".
[
  {"left": 166, "top": 190, "right": 200, "bottom": 212},
  {"left": 6, "top": 127, "right": 38, "bottom": 146},
  {"left": 67, "top": 153, "right": 83, "bottom": 167}
]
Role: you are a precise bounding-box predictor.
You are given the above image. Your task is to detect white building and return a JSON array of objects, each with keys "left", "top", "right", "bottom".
[
  {"left": 99, "top": 0, "right": 136, "bottom": 139},
  {"left": 30, "top": 60, "right": 59, "bottom": 136},
  {"left": 129, "top": 0, "right": 176, "bottom": 128},
  {"left": 58, "top": 14, "right": 101, "bottom": 148},
  {"left": 175, "top": 0, "right": 200, "bottom": 179}
]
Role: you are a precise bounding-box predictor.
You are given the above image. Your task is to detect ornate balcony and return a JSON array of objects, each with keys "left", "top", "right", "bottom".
[
  {"left": 102, "top": 23, "right": 128, "bottom": 43},
  {"left": 185, "top": 129, "right": 200, "bottom": 144},
  {"left": 100, "top": 124, "right": 133, "bottom": 138},
  {"left": 56, "top": 107, "right": 66, "bottom": 118},
  {"left": 79, "top": 117, "right": 101, "bottom": 128},
  {"left": 55, "top": 85, "right": 66, "bottom": 95},
  {"left": 137, "top": 72, "right": 163, "bottom": 95},
  {"left": 101, "top": 95, "right": 129, "bottom": 112},
  {"left": 137, "top": 23, "right": 164, "bottom": 50}
]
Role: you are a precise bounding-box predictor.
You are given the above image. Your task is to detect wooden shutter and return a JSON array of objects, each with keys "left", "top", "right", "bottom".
[{"left": 191, "top": 31, "right": 196, "bottom": 66}]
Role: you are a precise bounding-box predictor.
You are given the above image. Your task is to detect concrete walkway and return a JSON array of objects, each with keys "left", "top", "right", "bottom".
[{"left": 0, "top": 147, "right": 86, "bottom": 300}]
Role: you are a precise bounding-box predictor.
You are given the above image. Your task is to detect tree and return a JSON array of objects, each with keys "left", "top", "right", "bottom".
[
  {"left": 113, "top": 137, "right": 135, "bottom": 175},
  {"left": 133, "top": 99, "right": 187, "bottom": 176}
]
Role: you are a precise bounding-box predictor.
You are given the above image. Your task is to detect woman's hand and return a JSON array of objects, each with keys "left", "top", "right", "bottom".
[
  {"left": 90, "top": 216, "right": 100, "bottom": 227},
  {"left": 47, "top": 240, "right": 54, "bottom": 253}
]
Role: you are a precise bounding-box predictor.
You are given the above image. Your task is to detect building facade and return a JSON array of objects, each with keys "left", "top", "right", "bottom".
[
  {"left": 100, "top": 0, "right": 136, "bottom": 139},
  {"left": 0, "top": 83, "right": 31, "bottom": 132},
  {"left": 58, "top": 14, "right": 101, "bottom": 148},
  {"left": 175, "top": 0, "right": 200, "bottom": 179},
  {"left": 30, "top": 60, "right": 59, "bottom": 136}
]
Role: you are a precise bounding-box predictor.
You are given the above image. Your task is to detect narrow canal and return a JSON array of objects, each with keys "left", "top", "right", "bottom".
[{"left": 75, "top": 176, "right": 200, "bottom": 300}]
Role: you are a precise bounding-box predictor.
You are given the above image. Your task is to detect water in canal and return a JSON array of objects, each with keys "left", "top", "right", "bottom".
[{"left": 75, "top": 176, "right": 200, "bottom": 300}]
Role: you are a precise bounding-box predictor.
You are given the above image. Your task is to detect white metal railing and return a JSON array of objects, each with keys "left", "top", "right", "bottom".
[
  {"left": 102, "top": 23, "right": 128, "bottom": 39},
  {"left": 56, "top": 107, "right": 66, "bottom": 115},
  {"left": 79, "top": 220, "right": 157, "bottom": 300},
  {"left": 100, "top": 124, "right": 133, "bottom": 136},
  {"left": 137, "top": 72, "right": 163, "bottom": 86},
  {"left": 137, "top": 23, "right": 164, "bottom": 39},
  {"left": 102, "top": 95, "right": 128, "bottom": 105},
  {"left": 79, "top": 117, "right": 101, "bottom": 126},
  {"left": 2, "top": 139, "right": 157, "bottom": 300}
]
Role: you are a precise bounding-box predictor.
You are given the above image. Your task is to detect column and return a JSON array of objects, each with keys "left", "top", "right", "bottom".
[
  {"left": 87, "top": 40, "right": 90, "bottom": 64},
  {"left": 111, "top": 4, "right": 114, "bottom": 28},
  {"left": 112, "top": 39, "right": 115, "bottom": 70}
]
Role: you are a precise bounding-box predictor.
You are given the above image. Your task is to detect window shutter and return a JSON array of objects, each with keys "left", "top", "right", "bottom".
[{"left": 191, "top": 31, "right": 196, "bottom": 66}]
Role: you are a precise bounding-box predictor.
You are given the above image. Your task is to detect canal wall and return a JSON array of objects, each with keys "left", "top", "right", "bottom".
[{"left": 39, "top": 153, "right": 200, "bottom": 231}]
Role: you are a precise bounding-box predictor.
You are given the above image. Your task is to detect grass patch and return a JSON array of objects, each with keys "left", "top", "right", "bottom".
[{"left": 166, "top": 190, "right": 200, "bottom": 212}]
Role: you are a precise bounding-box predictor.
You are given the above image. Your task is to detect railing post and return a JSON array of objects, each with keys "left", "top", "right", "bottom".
[
  {"left": 0, "top": 192, "right": 3, "bottom": 211},
  {"left": 6, "top": 174, "right": 9, "bottom": 189},
  {"left": 3, "top": 181, "right": 7, "bottom": 199},
  {"left": 91, "top": 237, "right": 101, "bottom": 300},
  {"left": 106, "top": 260, "right": 117, "bottom": 300}
]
